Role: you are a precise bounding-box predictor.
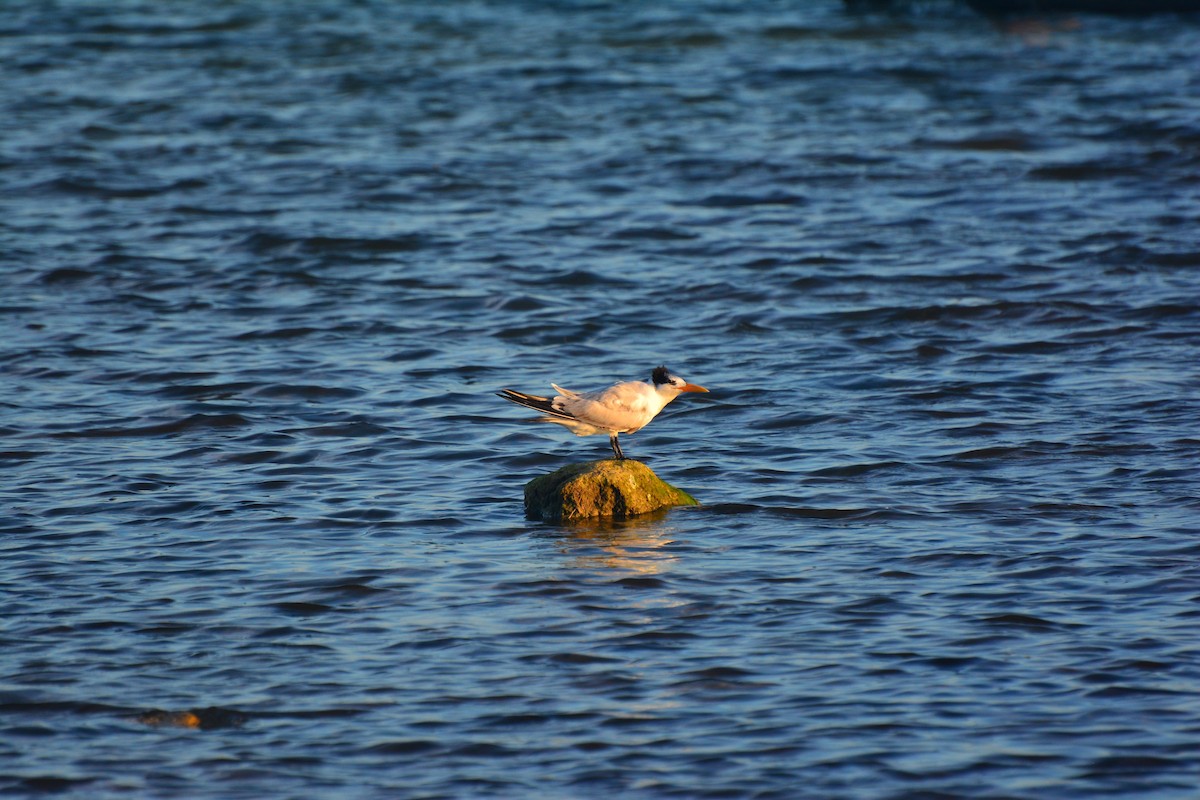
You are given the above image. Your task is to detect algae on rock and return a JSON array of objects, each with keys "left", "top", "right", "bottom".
[{"left": 524, "top": 459, "right": 698, "bottom": 522}]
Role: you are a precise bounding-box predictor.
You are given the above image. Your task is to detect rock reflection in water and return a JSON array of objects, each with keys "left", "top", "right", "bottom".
[{"left": 556, "top": 510, "right": 683, "bottom": 576}]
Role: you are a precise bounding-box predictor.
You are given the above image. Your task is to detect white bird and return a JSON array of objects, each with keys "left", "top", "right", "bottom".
[{"left": 497, "top": 365, "right": 709, "bottom": 460}]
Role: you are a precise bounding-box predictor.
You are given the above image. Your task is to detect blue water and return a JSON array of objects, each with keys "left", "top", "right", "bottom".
[{"left": 3, "top": 2, "right": 1200, "bottom": 797}]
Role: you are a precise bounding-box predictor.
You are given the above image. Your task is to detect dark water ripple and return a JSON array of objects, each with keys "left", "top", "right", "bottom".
[{"left": 4, "top": 1, "right": 1200, "bottom": 798}]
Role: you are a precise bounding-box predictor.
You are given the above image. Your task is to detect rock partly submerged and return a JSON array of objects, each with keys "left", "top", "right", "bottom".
[{"left": 524, "top": 459, "right": 699, "bottom": 523}]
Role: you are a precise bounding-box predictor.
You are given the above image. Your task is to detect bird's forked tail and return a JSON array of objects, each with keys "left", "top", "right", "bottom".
[{"left": 496, "top": 388, "right": 574, "bottom": 420}]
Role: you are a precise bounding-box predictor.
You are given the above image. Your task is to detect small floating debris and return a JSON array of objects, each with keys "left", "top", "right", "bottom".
[{"left": 135, "top": 706, "right": 246, "bottom": 730}]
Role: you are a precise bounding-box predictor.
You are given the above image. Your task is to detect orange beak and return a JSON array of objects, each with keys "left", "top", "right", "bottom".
[{"left": 680, "top": 383, "right": 709, "bottom": 393}]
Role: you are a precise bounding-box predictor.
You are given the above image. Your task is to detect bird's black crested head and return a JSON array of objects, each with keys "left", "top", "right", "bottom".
[{"left": 651, "top": 365, "right": 671, "bottom": 386}]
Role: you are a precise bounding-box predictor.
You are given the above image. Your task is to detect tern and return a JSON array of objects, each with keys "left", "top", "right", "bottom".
[{"left": 496, "top": 365, "right": 708, "bottom": 460}]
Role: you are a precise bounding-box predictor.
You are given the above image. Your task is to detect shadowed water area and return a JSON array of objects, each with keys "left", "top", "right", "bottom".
[{"left": 3, "top": 1, "right": 1200, "bottom": 797}]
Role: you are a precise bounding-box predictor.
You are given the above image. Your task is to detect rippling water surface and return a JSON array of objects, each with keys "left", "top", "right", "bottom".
[{"left": 4, "top": 1, "right": 1200, "bottom": 797}]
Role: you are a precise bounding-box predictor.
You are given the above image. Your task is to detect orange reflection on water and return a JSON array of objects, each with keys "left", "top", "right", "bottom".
[{"left": 557, "top": 509, "right": 682, "bottom": 575}]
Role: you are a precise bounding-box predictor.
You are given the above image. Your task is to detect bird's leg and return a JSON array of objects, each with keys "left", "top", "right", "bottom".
[{"left": 609, "top": 433, "right": 625, "bottom": 460}]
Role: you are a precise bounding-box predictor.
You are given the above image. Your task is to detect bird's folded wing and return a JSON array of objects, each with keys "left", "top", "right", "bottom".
[{"left": 565, "top": 393, "right": 652, "bottom": 433}]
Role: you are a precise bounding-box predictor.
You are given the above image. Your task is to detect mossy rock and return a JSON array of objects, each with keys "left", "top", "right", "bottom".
[{"left": 524, "top": 459, "right": 698, "bottom": 522}]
